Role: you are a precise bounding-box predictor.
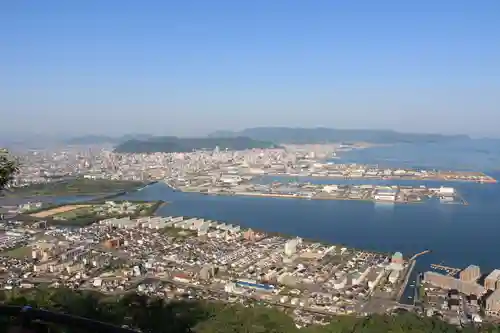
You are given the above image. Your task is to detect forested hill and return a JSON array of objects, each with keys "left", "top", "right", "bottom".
[
  {"left": 0, "top": 288, "right": 489, "bottom": 333},
  {"left": 209, "top": 127, "right": 470, "bottom": 144},
  {"left": 114, "top": 136, "right": 280, "bottom": 153}
]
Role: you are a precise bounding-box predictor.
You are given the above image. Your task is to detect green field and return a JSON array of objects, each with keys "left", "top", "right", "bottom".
[
  {"left": 1, "top": 246, "right": 32, "bottom": 259},
  {"left": 2, "top": 178, "right": 146, "bottom": 197}
]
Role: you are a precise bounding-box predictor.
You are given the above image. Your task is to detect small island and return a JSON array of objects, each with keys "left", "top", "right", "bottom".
[
  {"left": 16, "top": 200, "right": 165, "bottom": 226},
  {"left": 1, "top": 178, "right": 148, "bottom": 198}
]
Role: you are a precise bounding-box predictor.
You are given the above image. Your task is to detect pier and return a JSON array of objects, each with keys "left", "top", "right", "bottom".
[
  {"left": 409, "top": 250, "right": 430, "bottom": 261},
  {"left": 430, "top": 264, "right": 460, "bottom": 277}
]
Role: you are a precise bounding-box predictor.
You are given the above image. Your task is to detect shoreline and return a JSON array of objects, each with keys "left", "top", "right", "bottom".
[
  {"left": 265, "top": 173, "right": 497, "bottom": 183},
  {"left": 197, "top": 191, "right": 460, "bottom": 205}
]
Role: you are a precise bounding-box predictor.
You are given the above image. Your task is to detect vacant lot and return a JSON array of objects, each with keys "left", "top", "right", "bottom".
[{"left": 31, "top": 204, "right": 92, "bottom": 218}]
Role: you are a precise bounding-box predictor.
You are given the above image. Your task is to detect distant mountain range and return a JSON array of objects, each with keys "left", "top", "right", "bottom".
[
  {"left": 113, "top": 136, "right": 279, "bottom": 153},
  {"left": 208, "top": 127, "right": 471, "bottom": 144},
  {"left": 62, "top": 127, "right": 473, "bottom": 153}
]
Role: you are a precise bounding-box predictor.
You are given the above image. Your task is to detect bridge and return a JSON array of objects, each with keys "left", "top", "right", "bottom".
[{"left": 409, "top": 250, "right": 430, "bottom": 261}]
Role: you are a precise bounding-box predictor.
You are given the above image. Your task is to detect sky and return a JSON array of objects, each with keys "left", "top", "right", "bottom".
[{"left": 1, "top": 0, "right": 499, "bottom": 138}]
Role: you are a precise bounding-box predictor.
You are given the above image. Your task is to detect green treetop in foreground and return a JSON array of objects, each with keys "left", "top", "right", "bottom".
[
  {"left": 0, "top": 149, "right": 18, "bottom": 190},
  {"left": 0, "top": 288, "right": 498, "bottom": 333}
]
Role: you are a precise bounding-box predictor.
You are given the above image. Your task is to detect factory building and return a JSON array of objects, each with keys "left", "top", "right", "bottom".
[
  {"left": 373, "top": 187, "right": 397, "bottom": 201},
  {"left": 219, "top": 175, "right": 242, "bottom": 184},
  {"left": 460, "top": 265, "right": 481, "bottom": 282},
  {"left": 485, "top": 270, "right": 500, "bottom": 290},
  {"left": 424, "top": 271, "right": 485, "bottom": 296},
  {"left": 438, "top": 187, "right": 455, "bottom": 195},
  {"left": 244, "top": 229, "right": 257, "bottom": 242}
]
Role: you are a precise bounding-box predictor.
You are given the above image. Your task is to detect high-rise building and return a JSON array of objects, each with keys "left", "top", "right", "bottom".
[
  {"left": 460, "top": 265, "right": 481, "bottom": 282},
  {"left": 424, "top": 271, "right": 485, "bottom": 296},
  {"left": 486, "top": 289, "right": 500, "bottom": 313},
  {"left": 284, "top": 238, "right": 302, "bottom": 256},
  {"left": 243, "top": 229, "right": 256, "bottom": 242},
  {"left": 485, "top": 269, "right": 500, "bottom": 290}
]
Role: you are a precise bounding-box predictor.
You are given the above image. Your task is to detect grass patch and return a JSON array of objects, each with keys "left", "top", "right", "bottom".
[
  {"left": 1, "top": 246, "right": 32, "bottom": 259},
  {"left": 2, "top": 178, "right": 147, "bottom": 197}
]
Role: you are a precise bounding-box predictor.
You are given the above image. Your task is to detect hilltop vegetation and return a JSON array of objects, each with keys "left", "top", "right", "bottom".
[
  {"left": 114, "top": 136, "right": 280, "bottom": 153},
  {"left": 209, "top": 127, "right": 470, "bottom": 144},
  {"left": 0, "top": 288, "right": 490, "bottom": 333}
]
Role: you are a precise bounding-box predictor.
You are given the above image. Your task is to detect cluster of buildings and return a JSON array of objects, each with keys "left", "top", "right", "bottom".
[
  {"left": 423, "top": 264, "right": 500, "bottom": 319},
  {"left": 8, "top": 143, "right": 491, "bottom": 191},
  {"left": 0, "top": 214, "right": 410, "bottom": 319}
]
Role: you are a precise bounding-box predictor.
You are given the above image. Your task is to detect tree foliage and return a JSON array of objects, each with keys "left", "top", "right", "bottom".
[
  {"left": 0, "top": 288, "right": 490, "bottom": 333},
  {"left": 0, "top": 149, "right": 18, "bottom": 190}
]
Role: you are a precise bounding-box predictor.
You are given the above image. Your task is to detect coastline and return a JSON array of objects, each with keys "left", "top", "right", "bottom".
[
  {"left": 198, "top": 191, "right": 436, "bottom": 205},
  {"left": 266, "top": 173, "right": 497, "bottom": 183}
]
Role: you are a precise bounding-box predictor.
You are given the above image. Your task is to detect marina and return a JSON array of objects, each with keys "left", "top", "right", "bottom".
[{"left": 430, "top": 264, "right": 461, "bottom": 277}]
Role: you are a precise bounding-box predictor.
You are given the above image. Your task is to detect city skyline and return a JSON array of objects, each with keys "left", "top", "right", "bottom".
[{"left": 1, "top": 0, "right": 499, "bottom": 137}]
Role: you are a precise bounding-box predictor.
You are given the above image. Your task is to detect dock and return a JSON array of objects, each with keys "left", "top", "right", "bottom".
[{"left": 430, "top": 264, "right": 460, "bottom": 277}]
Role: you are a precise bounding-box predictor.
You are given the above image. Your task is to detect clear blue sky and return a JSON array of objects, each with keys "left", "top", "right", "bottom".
[{"left": 1, "top": 0, "right": 499, "bottom": 137}]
